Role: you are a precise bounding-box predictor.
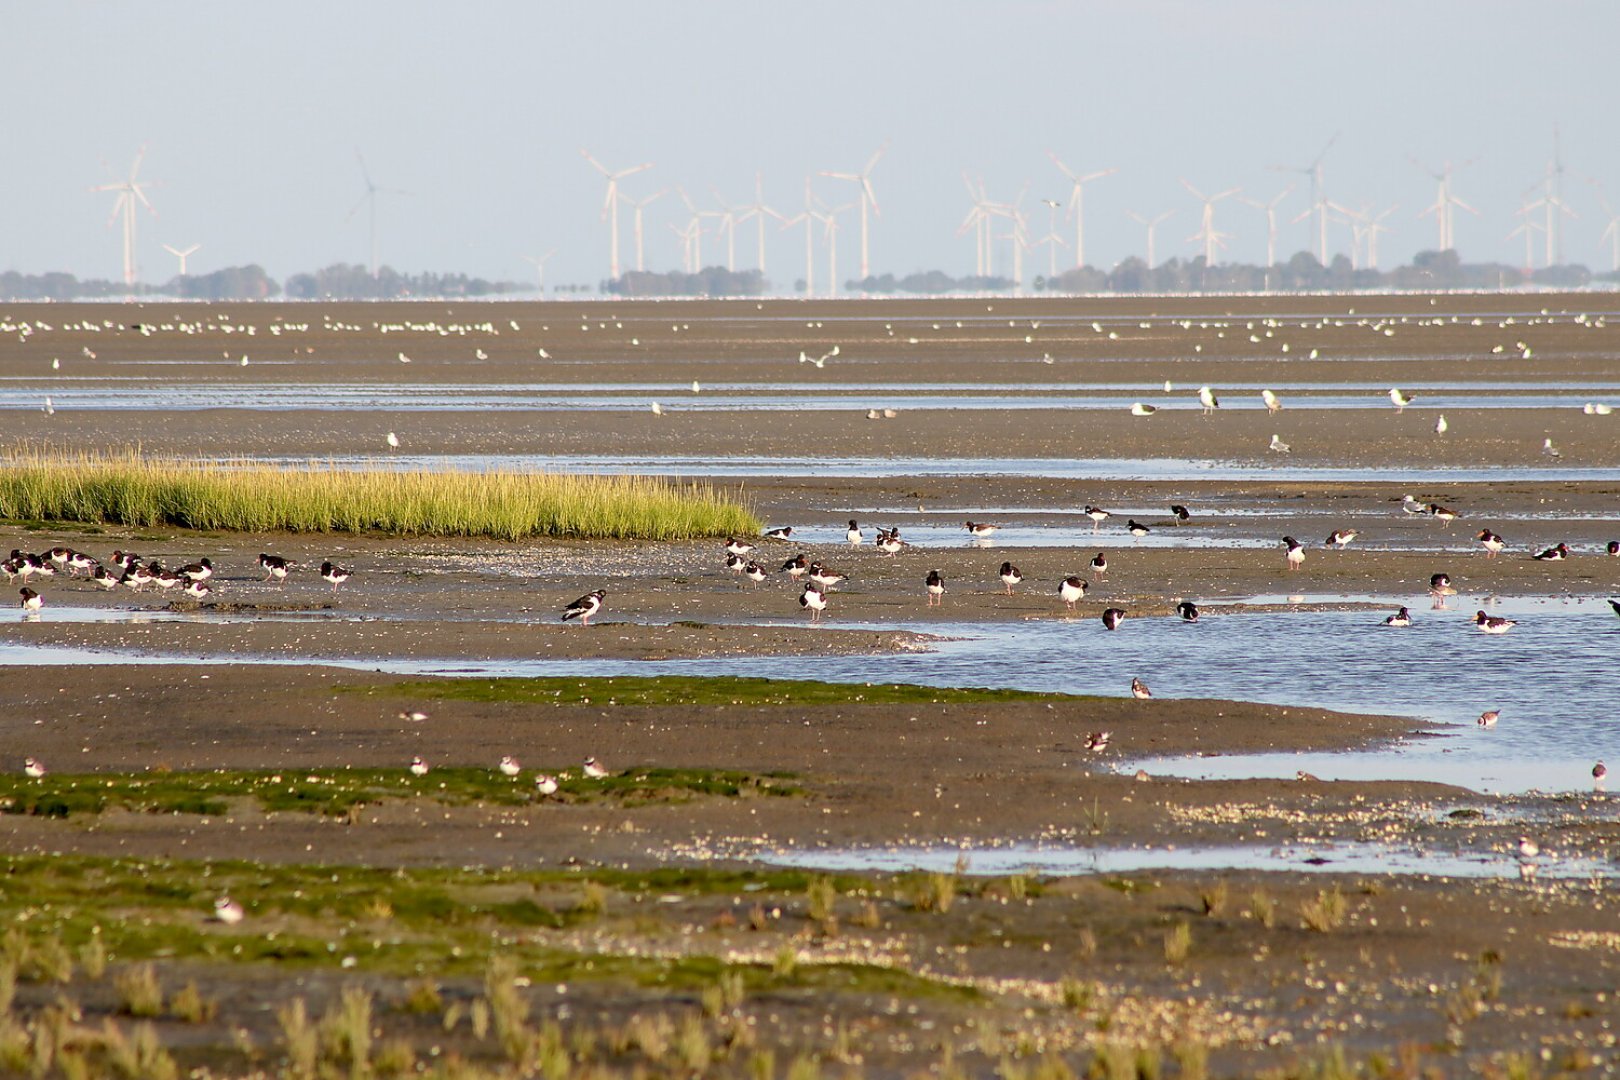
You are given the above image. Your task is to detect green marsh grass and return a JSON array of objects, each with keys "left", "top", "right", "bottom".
[{"left": 0, "top": 447, "right": 758, "bottom": 541}]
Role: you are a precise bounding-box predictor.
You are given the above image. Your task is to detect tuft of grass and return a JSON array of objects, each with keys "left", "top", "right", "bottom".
[
  {"left": 576, "top": 880, "right": 608, "bottom": 919},
  {"left": 1163, "top": 922, "right": 1192, "bottom": 965},
  {"left": 907, "top": 871, "right": 957, "bottom": 914},
  {"left": 277, "top": 997, "right": 318, "bottom": 1080},
  {"left": 169, "top": 980, "right": 217, "bottom": 1024},
  {"left": 1300, "top": 887, "right": 1348, "bottom": 933},
  {"left": 319, "top": 986, "right": 374, "bottom": 1073},
  {"left": 1199, "top": 880, "right": 1228, "bottom": 918},
  {"left": 113, "top": 963, "right": 163, "bottom": 1018},
  {"left": 1249, "top": 889, "right": 1276, "bottom": 929},
  {"left": 806, "top": 876, "right": 837, "bottom": 923},
  {"left": 0, "top": 446, "right": 759, "bottom": 541},
  {"left": 400, "top": 978, "right": 442, "bottom": 1015}
]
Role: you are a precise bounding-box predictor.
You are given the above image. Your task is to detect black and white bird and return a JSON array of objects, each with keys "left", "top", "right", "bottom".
[
  {"left": 725, "top": 538, "right": 756, "bottom": 557},
  {"left": 1475, "top": 610, "right": 1517, "bottom": 634},
  {"left": 319, "top": 561, "right": 352, "bottom": 593},
  {"left": 846, "top": 519, "right": 863, "bottom": 546},
  {"left": 1389, "top": 387, "right": 1414, "bottom": 412},
  {"left": 561, "top": 589, "right": 606, "bottom": 625},
  {"left": 178, "top": 558, "right": 213, "bottom": 582},
  {"left": 90, "top": 564, "right": 120, "bottom": 590},
  {"left": 725, "top": 552, "right": 748, "bottom": 580},
  {"left": 1476, "top": 530, "right": 1506, "bottom": 558},
  {"left": 534, "top": 774, "right": 560, "bottom": 796},
  {"left": 1517, "top": 835, "right": 1540, "bottom": 860},
  {"left": 1059, "top": 576, "right": 1088, "bottom": 611},
  {"left": 110, "top": 550, "right": 141, "bottom": 573},
  {"left": 1083, "top": 506, "right": 1110, "bottom": 533},
  {"left": 1089, "top": 552, "right": 1108, "bottom": 579},
  {"left": 1169, "top": 504, "right": 1191, "bottom": 524},
  {"left": 409, "top": 755, "right": 430, "bottom": 777},
  {"left": 1611, "top": 599, "right": 1620, "bottom": 620},
  {"left": 24, "top": 757, "right": 46, "bottom": 778},
  {"left": 780, "top": 553, "right": 811, "bottom": 579},
  {"left": 807, "top": 563, "right": 845, "bottom": 589},
  {"left": 998, "top": 562, "right": 1023, "bottom": 594},
  {"left": 763, "top": 526, "right": 794, "bottom": 542},
  {"left": 19, "top": 588, "right": 42, "bottom": 612},
  {"left": 1532, "top": 542, "right": 1570, "bottom": 561},
  {"left": 1086, "top": 731, "right": 1112, "bottom": 752},
  {"left": 1384, "top": 606, "right": 1412, "bottom": 627},
  {"left": 799, "top": 582, "right": 828, "bottom": 622},
  {"left": 1282, "top": 536, "right": 1305, "bottom": 571},
  {"left": 1198, "top": 385, "right": 1220, "bottom": 415},
  {"left": 1130, "top": 677, "right": 1152, "bottom": 700},
  {"left": 1429, "top": 573, "right": 1457, "bottom": 608},
  {"left": 183, "top": 580, "right": 212, "bottom": 601},
  {"left": 1595, "top": 761, "right": 1608, "bottom": 785},
  {"left": 498, "top": 755, "right": 522, "bottom": 777},
  {"left": 1325, "top": 529, "right": 1357, "bottom": 549},
  {"left": 876, "top": 529, "right": 905, "bottom": 556},
  {"left": 1607, "top": 540, "right": 1619, "bottom": 556},
  {"left": 1101, "top": 607, "right": 1125, "bottom": 631},
  {"left": 213, "top": 897, "right": 246, "bottom": 925},
  {"left": 583, "top": 757, "right": 610, "bottom": 779},
  {"left": 1477, "top": 710, "right": 1500, "bottom": 728},
  {"left": 1175, "top": 600, "right": 1199, "bottom": 623},
  {"left": 258, "top": 553, "right": 291, "bottom": 584},
  {"left": 964, "top": 521, "right": 999, "bottom": 538},
  {"left": 925, "top": 569, "right": 946, "bottom": 606},
  {"left": 1130, "top": 402, "right": 1158, "bottom": 417},
  {"left": 1268, "top": 434, "right": 1291, "bottom": 454},
  {"left": 1427, "top": 504, "right": 1458, "bottom": 527},
  {"left": 1127, "top": 520, "right": 1150, "bottom": 538},
  {"left": 742, "top": 561, "right": 766, "bottom": 586}
]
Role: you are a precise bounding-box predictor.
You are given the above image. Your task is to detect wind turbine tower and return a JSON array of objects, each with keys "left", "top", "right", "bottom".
[
  {"left": 90, "top": 146, "right": 157, "bottom": 289},
  {"left": 777, "top": 178, "right": 819, "bottom": 297},
  {"left": 346, "top": 150, "right": 411, "bottom": 279},
  {"left": 1126, "top": 210, "right": 1174, "bottom": 269},
  {"left": 1047, "top": 152, "right": 1116, "bottom": 268},
  {"left": 162, "top": 243, "right": 200, "bottom": 277},
  {"left": 1034, "top": 198, "right": 1067, "bottom": 278},
  {"left": 736, "top": 173, "right": 783, "bottom": 277},
  {"left": 521, "top": 249, "right": 557, "bottom": 295},
  {"left": 1239, "top": 185, "right": 1295, "bottom": 270},
  {"left": 1270, "top": 133, "right": 1339, "bottom": 264},
  {"left": 1413, "top": 158, "right": 1479, "bottom": 252},
  {"left": 819, "top": 142, "right": 887, "bottom": 280},
  {"left": 622, "top": 190, "right": 665, "bottom": 273},
  {"left": 580, "top": 150, "right": 652, "bottom": 281},
  {"left": 1182, "top": 179, "right": 1241, "bottom": 265}
]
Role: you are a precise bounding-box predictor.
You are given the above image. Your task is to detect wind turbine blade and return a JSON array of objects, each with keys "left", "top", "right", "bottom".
[
  {"left": 820, "top": 171, "right": 860, "bottom": 182},
  {"left": 1046, "top": 150, "right": 1078, "bottom": 180},
  {"left": 128, "top": 144, "right": 148, "bottom": 182},
  {"left": 864, "top": 140, "right": 889, "bottom": 174},
  {"left": 579, "top": 149, "right": 611, "bottom": 177},
  {"left": 105, "top": 194, "right": 127, "bottom": 229},
  {"left": 1080, "top": 168, "right": 1118, "bottom": 183},
  {"left": 1213, "top": 187, "right": 1241, "bottom": 202},
  {"left": 862, "top": 176, "right": 879, "bottom": 217},
  {"left": 1451, "top": 197, "right": 1481, "bottom": 216},
  {"left": 1312, "top": 131, "right": 1341, "bottom": 168},
  {"left": 1179, "top": 178, "right": 1205, "bottom": 201},
  {"left": 615, "top": 162, "right": 653, "bottom": 180},
  {"left": 132, "top": 184, "right": 157, "bottom": 215},
  {"left": 344, "top": 191, "right": 370, "bottom": 222},
  {"left": 354, "top": 148, "right": 374, "bottom": 191}
]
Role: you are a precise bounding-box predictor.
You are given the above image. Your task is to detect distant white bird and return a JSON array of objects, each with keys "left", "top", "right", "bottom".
[
  {"left": 475, "top": 348, "right": 488, "bottom": 360},
  {"left": 866, "top": 409, "right": 882, "bottom": 420},
  {"left": 538, "top": 348, "right": 551, "bottom": 359},
  {"left": 409, "top": 756, "right": 430, "bottom": 777},
  {"left": 43, "top": 397, "right": 54, "bottom": 416},
  {"left": 1197, "top": 385, "right": 1220, "bottom": 414},
  {"left": 1163, "top": 380, "right": 1173, "bottom": 393},
  {"left": 213, "top": 897, "right": 246, "bottom": 925},
  {"left": 534, "top": 774, "right": 559, "bottom": 796},
  {"left": 498, "top": 755, "right": 521, "bottom": 777},
  {"left": 650, "top": 402, "right": 663, "bottom": 416},
  {"left": 1261, "top": 389, "right": 1281, "bottom": 414},
  {"left": 1130, "top": 402, "right": 1157, "bottom": 417},
  {"left": 1434, "top": 414, "right": 1448, "bottom": 436},
  {"left": 1543, "top": 437, "right": 1560, "bottom": 458},
  {"left": 24, "top": 757, "right": 46, "bottom": 779},
  {"left": 239, "top": 356, "right": 249, "bottom": 367},
  {"left": 51, "top": 358, "right": 60, "bottom": 370},
  {"left": 397, "top": 710, "right": 428, "bottom": 722},
  {"left": 1269, "top": 434, "right": 1291, "bottom": 453},
  {"left": 691, "top": 380, "right": 701, "bottom": 393},
  {"left": 386, "top": 431, "right": 400, "bottom": 450},
  {"left": 398, "top": 351, "right": 411, "bottom": 363},
  {"left": 583, "top": 757, "right": 610, "bottom": 779},
  {"left": 1389, "top": 387, "right": 1413, "bottom": 411}
]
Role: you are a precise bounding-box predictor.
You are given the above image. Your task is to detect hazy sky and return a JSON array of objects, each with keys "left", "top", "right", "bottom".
[{"left": 8, "top": 2, "right": 1619, "bottom": 291}]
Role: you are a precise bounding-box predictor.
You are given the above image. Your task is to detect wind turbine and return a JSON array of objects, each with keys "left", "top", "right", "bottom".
[
  {"left": 1182, "top": 180, "right": 1241, "bottom": 265},
  {"left": 1351, "top": 204, "right": 1398, "bottom": 270},
  {"left": 520, "top": 249, "right": 557, "bottom": 295},
  {"left": 1270, "top": 132, "right": 1340, "bottom": 264},
  {"left": 161, "top": 243, "right": 200, "bottom": 277},
  {"left": 675, "top": 188, "right": 707, "bottom": 270},
  {"left": 580, "top": 150, "right": 652, "bottom": 281},
  {"left": 620, "top": 190, "right": 665, "bottom": 273},
  {"left": 1521, "top": 180, "right": 1577, "bottom": 269},
  {"left": 777, "top": 178, "right": 819, "bottom": 296},
  {"left": 1033, "top": 198, "right": 1068, "bottom": 278},
  {"left": 1238, "top": 185, "right": 1294, "bottom": 269},
  {"left": 735, "top": 173, "right": 784, "bottom": 276},
  {"left": 819, "top": 141, "right": 887, "bottom": 280},
  {"left": 1592, "top": 187, "right": 1620, "bottom": 273},
  {"left": 815, "top": 200, "right": 854, "bottom": 298},
  {"left": 346, "top": 150, "right": 411, "bottom": 279},
  {"left": 1047, "top": 152, "right": 1116, "bottom": 268},
  {"left": 90, "top": 146, "right": 157, "bottom": 289},
  {"left": 668, "top": 220, "right": 699, "bottom": 274},
  {"left": 1412, "top": 158, "right": 1479, "bottom": 252},
  {"left": 1126, "top": 210, "right": 1174, "bottom": 269},
  {"left": 986, "top": 195, "right": 1031, "bottom": 292},
  {"left": 957, "top": 174, "right": 994, "bottom": 277},
  {"left": 1508, "top": 202, "right": 1545, "bottom": 269},
  {"left": 708, "top": 187, "right": 740, "bottom": 272}
]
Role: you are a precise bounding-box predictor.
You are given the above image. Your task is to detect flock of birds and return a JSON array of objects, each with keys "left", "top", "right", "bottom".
[{"left": 5, "top": 547, "right": 353, "bottom": 613}]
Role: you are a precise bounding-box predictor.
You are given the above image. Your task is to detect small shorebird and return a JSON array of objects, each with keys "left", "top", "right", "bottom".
[
  {"left": 1389, "top": 387, "right": 1413, "bottom": 412},
  {"left": 763, "top": 526, "right": 794, "bottom": 542},
  {"left": 583, "top": 757, "right": 610, "bottom": 779},
  {"left": 1325, "top": 529, "right": 1357, "bottom": 549},
  {"left": 1476, "top": 529, "right": 1505, "bottom": 558},
  {"left": 386, "top": 431, "right": 400, "bottom": 450},
  {"left": 1435, "top": 413, "right": 1448, "bottom": 436},
  {"left": 498, "top": 756, "right": 522, "bottom": 777},
  {"left": 1269, "top": 434, "right": 1291, "bottom": 454},
  {"left": 1261, "top": 389, "right": 1282, "bottom": 414},
  {"left": 964, "top": 521, "right": 999, "bottom": 538},
  {"left": 409, "top": 756, "right": 430, "bottom": 777},
  {"left": 1130, "top": 677, "right": 1152, "bottom": 699},
  {"left": 998, "top": 562, "right": 1023, "bottom": 594},
  {"left": 1429, "top": 573, "right": 1457, "bottom": 608},
  {"left": 89, "top": 564, "right": 120, "bottom": 589},
  {"left": 1595, "top": 761, "right": 1608, "bottom": 786},
  {"left": 1427, "top": 504, "right": 1458, "bottom": 527},
  {"left": 213, "top": 897, "right": 246, "bottom": 925},
  {"left": 320, "top": 561, "right": 352, "bottom": 593},
  {"left": 1130, "top": 402, "right": 1158, "bottom": 417},
  {"left": 1543, "top": 437, "right": 1560, "bottom": 458},
  {"left": 397, "top": 710, "right": 428, "bottom": 722},
  {"left": 1384, "top": 607, "right": 1412, "bottom": 627},
  {"left": 725, "top": 553, "right": 748, "bottom": 580},
  {"left": 1169, "top": 504, "right": 1191, "bottom": 523},
  {"left": 807, "top": 563, "right": 845, "bottom": 589},
  {"left": 258, "top": 553, "right": 291, "bottom": 584},
  {"left": 742, "top": 561, "right": 766, "bottom": 586},
  {"left": 1084, "top": 506, "right": 1110, "bottom": 532},
  {"left": 725, "top": 538, "right": 755, "bottom": 556},
  {"left": 925, "top": 569, "right": 946, "bottom": 606},
  {"left": 1059, "top": 576, "right": 1088, "bottom": 611},
  {"left": 1517, "top": 836, "right": 1540, "bottom": 860},
  {"left": 846, "top": 520, "right": 863, "bottom": 546},
  {"left": 1475, "top": 610, "right": 1517, "bottom": 634},
  {"left": 178, "top": 558, "right": 213, "bottom": 582},
  {"left": 19, "top": 588, "right": 42, "bottom": 612},
  {"left": 1100, "top": 607, "right": 1125, "bottom": 631},
  {"left": 1089, "top": 552, "right": 1108, "bottom": 579},
  {"left": 183, "top": 580, "right": 212, "bottom": 600},
  {"left": 1086, "top": 731, "right": 1112, "bottom": 753},
  {"left": 1532, "top": 542, "right": 1570, "bottom": 561},
  {"left": 799, "top": 582, "right": 828, "bottom": 622},
  {"left": 780, "top": 554, "right": 810, "bottom": 579},
  {"left": 1175, "top": 600, "right": 1199, "bottom": 623},
  {"left": 1198, "top": 385, "right": 1220, "bottom": 415},
  {"left": 561, "top": 589, "right": 606, "bottom": 625},
  {"left": 876, "top": 529, "right": 905, "bottom": 556},
  {"left": 1282, "top": 536, "right": 1305, "bottom": 571},
  {"left": 1127, "top": 520, "right": 1150, "bottom": 538},
  {"left": 534, "top": 774, "right": 559, "bottom": 796},
  {"left": 1477, "top": 710, "right": 1500, "bottom": 728},
  {"left": 24, "top": 757, "right": 46, "bottom": 778},
  {"left": 110, "top": 550, "right": 141, "bottom": 572}
]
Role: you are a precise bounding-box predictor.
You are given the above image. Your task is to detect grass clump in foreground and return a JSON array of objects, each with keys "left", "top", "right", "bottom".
[{"left": 0, "top": 447, "right": 758, "bottom": 541}]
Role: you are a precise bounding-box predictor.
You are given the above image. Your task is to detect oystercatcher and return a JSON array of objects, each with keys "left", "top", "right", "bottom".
[
  {"left": 1101, "top": 607, "right": 1125, "bottom": 631},
  {"left": 1059, "top": 576, "right": 1088, "bottom": 611},
  {"left": 1429, "top": 573, "right": 1457, "bottom": 608},
  {"left": 1169, "top": 504, "right": 1191, "bottom": 523},
  {"left": 876, "top": 530, "right": 905, "bottom": 556},
  {"left": 320, "top": 561, "right": 352, "bottom": 592},
  {"left": 19, "top": 588, "right": 42, "bottom": 612},
  {"left": 742, "top": 561, "right": 766, "bottom": 586},
  {"left": 1595, "top": 762, "right": 1608, "bottom": 785},
  {"left": 178, "top": 558, "right": 213, "bottom": 582},
  {"left": 965, "top": 521, "right": 999, "bottom": 538},
  {"left": 1086, "top": 731, "right": 1112, "bottom": 752},
  {"left": 998, "top": 562, "right": 1023, "bottom": 594},
  {"left": 1476, "top": 530, "right": 1505, "bottom": 558},
  {"left": 1384, "top": 607, "right": 1412, "bottom": 627},
  {"left": 1475, "top": 610, "right": 1516, "bottom": 634},
  {"left": 1282, "top": 536, "right": 1305, "bottom": 570},
  {"left": 1517, "top": 836, "right": 1539, "bottom": 860},
  {"left": 1532, "top": 542, "right": 1570, "bottom": 561},
  {"left": 90, "top": 565, "right": 120, "bottom": 589},
  {"left": 258, "top": 553, "right": 291, "bottom": 585},
  {"left": 110, "top": 550, "right": 140, "bottom": 572},
  {"left": 1611, "top": 599, "right": 1620, "bottom": 619},
  {"left": 1427, "top": 504, "right": 1457, "bottom": 527},
  {"left": 724, "top": 538, "right": 755, "bottom": 556},
  {"left": 725, "top": 553, "right": 748, "bottom": 581},
  {"left": 846, "top": 520, "right": 863, "bottom": 546},
  {"left": 1607, "top": 540, "right": 1618, "bottom": 556},
  {"left": 1089, "top": 552, "right": 1108, "bottom": 579},
  {"left": 1084, "top": 506, "right": 1110, "bottom": 533},
  {"left": 807, "top": 563, "right": 845, "bottom": 589},
  {"left": 1325, "top": 529, "right": 1357, "bottom": 549},
  {"left": 780, "top": 554, "right": 810, "bottom": 579},
  {"left": 1130, "top": 677, "right": 1152, "bottom": 700},
  {"left": 1175, "top": 600, "right": 1199, "bottom": 623},
  {"left": 799, "top": 582, "right": 827, "bottom": 622},
  {"left": 562, "top": 590, "right": 606, "bottom": 625},
  {"left": 763, "top": 526, "right": 794, "bottom": 542},
  {"left": 65, "top": 551, "right": 96, "bottom": 576},
  {"left": 183, "top": 580, "right": 212, "bottom": 600},
  {"left": 1127, "top": 520, "right": 1150, "bottom": 538},
  {"left": 925, "top": 569, "right": 945, "bottom": 607}
]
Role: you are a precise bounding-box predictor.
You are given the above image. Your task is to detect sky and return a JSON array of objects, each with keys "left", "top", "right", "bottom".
[{"left": 7, "top": 2, "right": 1620, "bottom": 292}]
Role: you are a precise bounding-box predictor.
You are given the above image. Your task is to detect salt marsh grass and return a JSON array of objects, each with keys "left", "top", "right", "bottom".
[{"left": 0, "top": 447, "right": 757, "bottom": 541}]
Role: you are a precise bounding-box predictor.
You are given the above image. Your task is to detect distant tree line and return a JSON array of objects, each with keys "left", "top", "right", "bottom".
[
  {"left": 846, "top": 271, "right": 1016, "bottom": 294},
  {"left": 0, "top": 264, "right": 523, "bottom": 302},
  {"left": 605, "top": 267, "right": 766, "bottom": 297}
]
